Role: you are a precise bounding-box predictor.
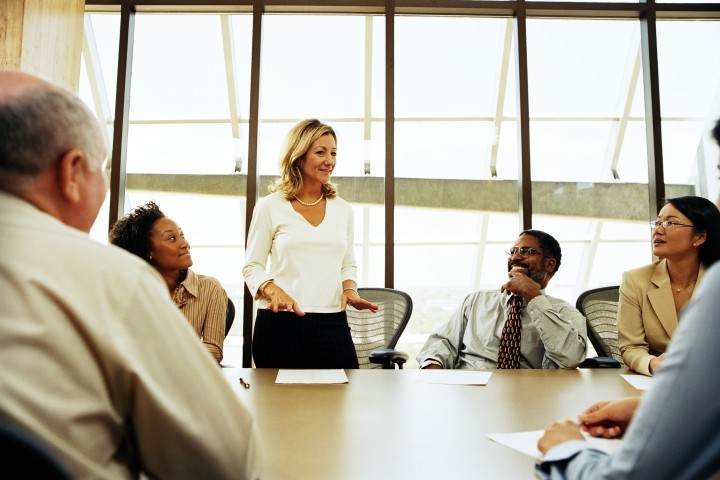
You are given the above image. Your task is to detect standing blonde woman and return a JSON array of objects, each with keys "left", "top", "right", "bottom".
[
  {"left": 243, "top": 119, "right": 378, "bottom": 368},
  {"left": 618, "top": 195, "right": 720, "bottom": 375}
]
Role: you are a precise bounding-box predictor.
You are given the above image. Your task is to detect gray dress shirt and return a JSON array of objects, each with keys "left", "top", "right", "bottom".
[{"left": 416, "top": 289, "right": 587, "bottom": 369}]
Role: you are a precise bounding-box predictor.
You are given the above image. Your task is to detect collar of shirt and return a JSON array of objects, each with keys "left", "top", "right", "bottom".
[
  {"left": 504, "top": 289, "right": 546, "bottom": 309},
  {"left": 172, "top": 268, "right": 199, "bottom": 307}
]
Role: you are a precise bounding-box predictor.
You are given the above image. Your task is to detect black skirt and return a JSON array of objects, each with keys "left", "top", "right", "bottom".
[{"left": 252, "top": 310, "right": 359, "bottom": 369}]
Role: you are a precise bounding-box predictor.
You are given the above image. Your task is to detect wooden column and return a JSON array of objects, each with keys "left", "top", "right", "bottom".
[{"left": 0, "top": 0, "right": 85, "bottom": 91}]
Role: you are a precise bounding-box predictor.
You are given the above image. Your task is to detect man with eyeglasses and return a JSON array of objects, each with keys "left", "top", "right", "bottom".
[{"left": 416, "top": 229, "right": 587, "bottom": 370}]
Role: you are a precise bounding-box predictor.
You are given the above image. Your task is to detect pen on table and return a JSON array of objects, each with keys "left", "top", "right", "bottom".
[{"left": 239, "top": 377, "right": 251, "bottom": 389}]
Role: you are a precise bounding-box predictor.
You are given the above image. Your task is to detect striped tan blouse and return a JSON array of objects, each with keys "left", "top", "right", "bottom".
[{"left": 171, "top": 268, "right": 228, "bottom": 363}]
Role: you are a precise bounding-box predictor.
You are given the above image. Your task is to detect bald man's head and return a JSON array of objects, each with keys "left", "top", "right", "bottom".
[
  {"left": 0, "top": 70, "right": 108, "bottom": 231},
  {"left": 0, "top": 70, "right": 105, "bottom": 192}
]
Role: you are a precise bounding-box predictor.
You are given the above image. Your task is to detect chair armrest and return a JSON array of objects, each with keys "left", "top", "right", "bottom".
[
  {"left": 579, "top": 356, "right": 622, "bottom": 369},
  {"left": 369, "top": 348, "right": 409, "bottom": 369}
]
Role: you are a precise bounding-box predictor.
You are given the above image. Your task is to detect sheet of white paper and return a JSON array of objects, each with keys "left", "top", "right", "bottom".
[
  {"left": 487, "top": 430, "right": 623, "bottom": 460},
  {"left": 621, "top": 374, "right": 654, "bottom": 390},
  {"left": 414, "top": 370, "right": 492, "bottom": 385},
  {"left": 275, "top": 369, "right": 349, "bottom": 384}
]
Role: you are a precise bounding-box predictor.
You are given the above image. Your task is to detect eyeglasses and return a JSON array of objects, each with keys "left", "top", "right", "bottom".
[
  {"left": 649, "top": 220, "right": 695, "bottom": 230},
  {"left": 505, "top": 246, "right": 549, "bottom": 258}
]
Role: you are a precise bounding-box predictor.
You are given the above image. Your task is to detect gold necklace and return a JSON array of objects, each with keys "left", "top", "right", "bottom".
[{"left": 295, "top": 194, "right": 324, "bottom": 207}]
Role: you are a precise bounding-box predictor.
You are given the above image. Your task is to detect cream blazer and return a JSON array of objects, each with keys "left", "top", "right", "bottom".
[{"left": 618, "top": 258, "right": 705, "bottom": 376}]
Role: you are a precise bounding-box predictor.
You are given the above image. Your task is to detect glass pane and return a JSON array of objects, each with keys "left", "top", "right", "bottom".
[
  {"left": 132, "top": 15, "right": 230, "bottom": 119},
  {"left": 657, "top": 20, "right": 720, "bottom": 200},
  {"left": 119, "top": 14, "right": 253, "bottom": 348},
  {"left": 395, "top": 121, "right": 498, "bottom": 180},
  {"left": 395, "top": 17, "right": 509, "bottom": 116},
  {"left": 126, "top": 12, "right": 253, "bottom": 179},
  {"left": 527, "top": 18, "right": 650, "bottom": 298},
  {"left": 81, "top": 13, "right": 120, "bottom": 115},
  {"left": 258, "top": 14, "right": 386, "bottom": 289},
  {"left": 261, "top": 15, "right": 367, "bottom": 118},
  {"left": 82, "top": 5, "right": 719, "bottom": 369},
  {"left": 81, "top": 13, "right": 120, "bottom": 241},
  {"left": 353, "top": 206, "right": 384, "bottom": 286},
  {"left": 393, "top": 16, "right": 519, "bottom": 358},
  {"left": 126, "top": 124, "right": 240, "bottom": 174}
]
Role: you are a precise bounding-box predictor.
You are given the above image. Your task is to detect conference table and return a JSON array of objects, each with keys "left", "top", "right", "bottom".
[{"left": 222, "top": 367, "right": 640, "bottom": 480}]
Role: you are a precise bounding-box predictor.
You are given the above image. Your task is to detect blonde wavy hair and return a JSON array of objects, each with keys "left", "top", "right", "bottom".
[{"left": 269, "top": 118, "right": 339, "bottom": 200}]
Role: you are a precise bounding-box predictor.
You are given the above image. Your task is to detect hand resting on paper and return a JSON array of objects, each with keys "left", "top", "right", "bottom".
[
  {"left": 578, "top": 397, "right": 640, "bottom": 439},
  {"left": 538, "top": 396, "right": 642, "bottom": 454},
  {"left": 538, "top": 421, "right": 585, "bottom": 454}
]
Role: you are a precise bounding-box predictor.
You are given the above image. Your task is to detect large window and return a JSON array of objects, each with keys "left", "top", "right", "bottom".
[{"left": 81, "top": 2, "right": 720, "bottom": 367}]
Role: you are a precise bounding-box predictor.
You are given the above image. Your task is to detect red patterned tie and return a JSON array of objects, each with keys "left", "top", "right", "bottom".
[{"left": 497, "top": 295, "right": 523, "bottom": 369}]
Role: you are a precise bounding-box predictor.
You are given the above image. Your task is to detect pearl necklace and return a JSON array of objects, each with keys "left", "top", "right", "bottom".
[{"left": 295, "top": 194, "right": 324, "bottom": 207}]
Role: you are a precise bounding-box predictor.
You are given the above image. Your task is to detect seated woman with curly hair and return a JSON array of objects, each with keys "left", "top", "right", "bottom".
[{"left": 109, "top": 201, "right": 228, "bottom": 364}]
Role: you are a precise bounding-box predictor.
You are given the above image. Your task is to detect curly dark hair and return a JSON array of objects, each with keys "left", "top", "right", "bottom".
[{"left": 108, "top": 201, "right": 166, "bottom": 263}]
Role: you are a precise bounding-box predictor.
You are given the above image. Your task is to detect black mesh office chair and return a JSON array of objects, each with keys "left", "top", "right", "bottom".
[
  {"left": 0, "top": 421, "right": 73, "bottom": 479},
  {"left": 220, "top": 298, "right": 236, "bottom": 368},
  {"left": 577, "top": 286, "right": 623, "bottom": 368},
  {"left": 346, "top": 288, "right": 413, "bottom": 369},
  {"left": 225, "top": 298, "right": 235, "bottom": 338}
]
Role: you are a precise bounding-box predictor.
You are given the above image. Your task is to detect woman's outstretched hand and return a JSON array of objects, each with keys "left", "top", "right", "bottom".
[{"left": 342, "top": 291, "right": 379, "bottom": 312}]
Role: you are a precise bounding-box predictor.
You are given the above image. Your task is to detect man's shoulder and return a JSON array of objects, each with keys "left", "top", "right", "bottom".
[{"left": 50, "top": 230, "right": 165, "bottom": 289}]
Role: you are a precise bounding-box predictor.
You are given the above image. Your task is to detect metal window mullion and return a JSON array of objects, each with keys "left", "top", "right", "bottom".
[
  {"left": 108, "top": 4, "right": 135, "bottom": 227},
  {"left": 514, "top": 3, "right": 532, "bottom": 230},
  {"left": 242, "top": 0, "right": 264, "bottom": 367},
  {"left": 385, "top": 0, "right": 395, "bottom": 289},
  {"left": 640, "top": 3, "right": 665, "bottom": 218}
]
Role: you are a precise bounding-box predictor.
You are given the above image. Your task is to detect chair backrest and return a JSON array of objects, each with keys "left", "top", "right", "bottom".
[
  {"left": 225, "top": 298, "right": 235, "bottom": 338},
  {"left": 576, "top": 286, "right": 623, "bottom": 363},
  {"left": 0, "top": 421, "right": 73, "bottom": 479},
  {"left": 347, "top": 288, "right": 413, "bottom": 369}
]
